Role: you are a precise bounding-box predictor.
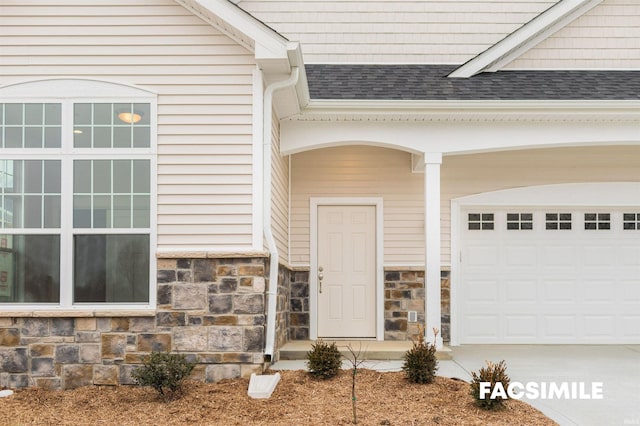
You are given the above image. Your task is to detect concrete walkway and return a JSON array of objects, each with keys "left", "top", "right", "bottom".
[{"left": 272, "top": 345, "right": 640, "bottom": 426}]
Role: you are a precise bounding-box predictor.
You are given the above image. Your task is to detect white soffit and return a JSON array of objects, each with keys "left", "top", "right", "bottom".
[{"left": 449, "top": 0, "right": 603, "bottom": 78}]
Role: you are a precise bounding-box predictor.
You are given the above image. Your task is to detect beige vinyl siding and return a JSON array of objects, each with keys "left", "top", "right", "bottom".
[
  {"left": 291, "top": 145, "right": 640, "bottom": 268},
  {"left": 506, "top": 0, "right": 640, "bottom": 69},
  {"left": 1, "top": 0, "right": 257, "bottom": 251},
  {"left": 290, "top": 146, "right": 425, "bottom": 267},
  {"left": 271, "top": 111, "right": 290, "bottom": 264},
  {"left": 238, "top": 0, "right": 556, "bottom": 64}
]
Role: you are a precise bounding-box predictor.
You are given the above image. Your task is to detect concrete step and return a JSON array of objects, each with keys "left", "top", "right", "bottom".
[{"left": 279, "top": 340, "right": 452, "bottom": 361}]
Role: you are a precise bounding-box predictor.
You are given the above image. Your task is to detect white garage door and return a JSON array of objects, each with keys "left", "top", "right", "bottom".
[{"left": 460, "top": 208, "right": 640, "bottom": 343}]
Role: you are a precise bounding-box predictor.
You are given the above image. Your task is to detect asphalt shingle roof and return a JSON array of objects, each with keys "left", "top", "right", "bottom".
[{"left": 306, "top": 64, "right": 640, "bottom": 101}]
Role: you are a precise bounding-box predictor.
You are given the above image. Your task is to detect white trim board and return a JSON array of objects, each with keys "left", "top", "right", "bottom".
[{"left": 309, "top": 197, "right": 384, "bottom": 341}]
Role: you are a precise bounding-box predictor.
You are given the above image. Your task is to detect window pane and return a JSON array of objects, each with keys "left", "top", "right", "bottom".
[
  {"left": 114, "top": 126, "right": 131, "bottom": 148},
  {"left": 113, "top": 160, "right": 131, "bottom": 193},
  {"left": 44, "top": 127, "right": 61, "bottom": 148},
  {"left": 5, "top": 104, "right": 22, "bottom": 125},
  {"left": 134, "top": 103, "right": 151, "bottom": 125},
  {"left": 132, "top": 160, "right": 150, "bottom": 193},
  {"left": 5, "top": 127, "right": 22, "bottom": 148},
  {"left": 74, "top": 160, "right": 91, "bottom": 193},
  {"left": 74, "top": 234, "right": 149, "bottom": 303},
  {"left": 74, "top": 128, "right": 91, "bottom": 148},
  {"left": 43, "top": 196, "right": 61, "bottom": 228},
  {"left": 113, "top": 195, "right": 131, "bottom": 228},
  {"left": 25, "top": 127, "right": 43, "bottom": 148},
  {"left": 133, "top": 195, "right": 150, "bottom": 228},
  {"left": 23, "top": 196, "right": 42, "bottom": 228},
  {"left": 1, "top": 161, "right": 60, "bottom": 230},
  {"left": 2, "top": 104, "right": 61, "bottom": 149},
  {"left": 93, "top": 104, "right": 112, "bottom": 125},
  {"left": 43, "top": 160, "right": 61, "bottom": 193},
  {"left": 74, "top": 104, "right": 92, "bottom": 125},
  {"left": 94, "top": 127, "right": 111, "bottom": 148},
  {"left": 93, "top": 160, "right": 111, "bottom": 193},
  {"left": 45, "top": 104, "right": 61, "bottom": 126},
  {"left": 0, "top": 234, "right": 60, "bottom": 303},
  {"left": 133, "top": 126, "right": 150, "bottom": 148},
  {"left": 25, "top": 104, "right": 43, "bottom": 125},
  {"left": 73, "top": 195, "right": 91, "bottom": 228},
  {"left": 3, "top": 195, "right": 21, "bottom": 228},
  {"left": 0, "top": 160, "right": 16, "bottom": 191},
  {"left": 93, "top": 195, "right": 111, "bottom": 228},
  {"left": 24, "top": 160, "right": 43, "bottom": 193}
]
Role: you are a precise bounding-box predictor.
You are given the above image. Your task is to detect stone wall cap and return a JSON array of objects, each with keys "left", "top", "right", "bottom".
[
  {"left": 156, "top": 250, "right": 269, "bottom": 259},
  {"left": 0, "top": 310, "right": 156, "bottom": 318}
]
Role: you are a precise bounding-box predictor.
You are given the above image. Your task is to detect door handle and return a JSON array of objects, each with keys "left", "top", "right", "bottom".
[{"left": 318, "top": 266, "right": 324, "bottom": 294}]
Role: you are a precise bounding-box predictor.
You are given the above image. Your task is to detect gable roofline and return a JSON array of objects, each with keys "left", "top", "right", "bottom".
[
  {"left": 448, "top": 0, "right": 603, "bottom": 78},
  {"left": 176, "top": 0, "right": 307, "bottom": 116},
  {"left": 175, "top": 0, "right": 292, "bottom": 62}
]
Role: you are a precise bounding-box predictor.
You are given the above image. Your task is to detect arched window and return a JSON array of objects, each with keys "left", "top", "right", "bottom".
[{"left": 0, "top": 79, "right": 156, "bottom": 309}]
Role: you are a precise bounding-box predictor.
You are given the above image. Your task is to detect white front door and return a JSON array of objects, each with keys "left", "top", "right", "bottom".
[{"left": 317, "top": 205, "right": 376, "bottom": 338}]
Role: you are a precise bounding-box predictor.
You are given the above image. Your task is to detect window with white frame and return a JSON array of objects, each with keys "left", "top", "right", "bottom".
[{"left": 0, "top": 83, "right": 155, "bottom": 308}]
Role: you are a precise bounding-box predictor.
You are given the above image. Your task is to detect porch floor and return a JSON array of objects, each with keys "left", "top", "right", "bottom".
[{"left": 279, "top": 340, "right": 452, "bottom": 361}]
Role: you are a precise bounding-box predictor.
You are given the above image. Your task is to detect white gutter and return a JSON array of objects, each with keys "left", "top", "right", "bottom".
[{"left": 263, "top": 67, "right": 300, "bottom": 361}]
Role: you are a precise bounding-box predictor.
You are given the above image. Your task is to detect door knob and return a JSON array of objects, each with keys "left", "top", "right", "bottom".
[{"left": 318, "top": 266, "right": 324, "bottom": 293}]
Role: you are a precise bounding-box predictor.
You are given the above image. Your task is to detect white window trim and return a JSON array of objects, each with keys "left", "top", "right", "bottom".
[{"left": 0, "top": 79, "right": 157, "bottom": 311}]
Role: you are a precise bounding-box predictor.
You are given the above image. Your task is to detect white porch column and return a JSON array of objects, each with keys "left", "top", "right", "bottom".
[{"left": 424, "top": 152, "right": 443, "bottom": 349}]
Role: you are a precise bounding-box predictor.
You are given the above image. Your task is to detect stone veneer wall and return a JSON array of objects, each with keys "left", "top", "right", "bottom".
[
  {"left": 0, "top": 257, "right": 271, "bottom": 390},
  {"left": 289, "top": 270, "right": 310, "bottom": 340},
  {"left": 272, "top": 264, "right": 291, "bottom": 361},
  {"left": 384, "top": 270, "right": 450, "bottom": 342},
  {"left": 285, "top": 269, "right": 450, "bottom": 343}
]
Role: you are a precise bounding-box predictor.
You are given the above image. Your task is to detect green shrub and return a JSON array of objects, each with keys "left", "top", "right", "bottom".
[
  {"left": 306, "top": 340, "right": 342, "bottom": 379},
  {"left": 402, "top": 327, "right": 438, "bottom": 384},
  {"left": 470, "top": 360, "right": 511, "bottom": 410},
  {"left": 132, "top": 351, "right": 196, "bottom": 400}
]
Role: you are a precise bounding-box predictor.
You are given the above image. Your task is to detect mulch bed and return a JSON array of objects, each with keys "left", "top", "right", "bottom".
[{"left": 0, "top": 369, "right": 557, "bottom": 425}]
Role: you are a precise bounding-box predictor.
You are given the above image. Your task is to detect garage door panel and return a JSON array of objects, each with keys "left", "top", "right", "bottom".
[
  {"left": 621, "top": 316, "right": 640, "bottom": 336},
  {"left": 504, "top": 315, "right": 537, "bottom": 338},
  {"left": 582, "top": 245, "right": 617, "bottom": 266},
  {"left": 544, "top": 316, "right": 577, "bottom": 337},
  {"left": 543, "top": 280, "right": 576, "bottom": 302},
  {"left": 620, "top": 280, "right": 640, "bottom": 301},
  {"left": 466, "top": 245, "right": 498, "bottom": 266},
  {"left": 466, "top": 280, "right": 499, "bottom": 303},
  {"left": 583, "top": 316, "right": 615, "bottom": 337},
  {"left": 460, "top": 206, "right": 640, "bottom": 344},
  {"left": 620, "top": 247, "right": 640, "bottom": 265},
  {"left": 504, "top": 246, "right": 537, "bottom": 267},
  {"left": 542, "top": 246, "right": 576, "bottom": 267},
  {"left": 583, "top": 281, "right": 615, "bottom": 302},
  {"left": 505, "top": 280, "right": 537, "bottom": 302},
  {"left": 465, "top": 315, "right": 500, "bottom": 339}
]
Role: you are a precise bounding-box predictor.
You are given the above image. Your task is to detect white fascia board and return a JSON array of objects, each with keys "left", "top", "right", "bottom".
[
  {"left": 448, "top": 0, "right": 603, "bottom": 78},
  {"left": 301, "top": 98, "right": 640, "bottom": 116}
]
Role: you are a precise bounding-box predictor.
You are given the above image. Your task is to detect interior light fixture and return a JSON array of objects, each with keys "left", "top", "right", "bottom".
[
  {"left": 117, "top": 111, "right": 142, "bottom": 124},
  {"left": 73, "top": 129, "right": 83, "bottom": 134}
]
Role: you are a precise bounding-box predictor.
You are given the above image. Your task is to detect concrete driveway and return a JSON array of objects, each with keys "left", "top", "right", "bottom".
[{"left": 447, "top": 345, "right": 640, "bottom": 426}]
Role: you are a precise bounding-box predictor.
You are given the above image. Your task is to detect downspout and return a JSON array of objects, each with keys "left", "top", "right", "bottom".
[{"left": 263, "top": 67, "right": 300, "bottom": 361}]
